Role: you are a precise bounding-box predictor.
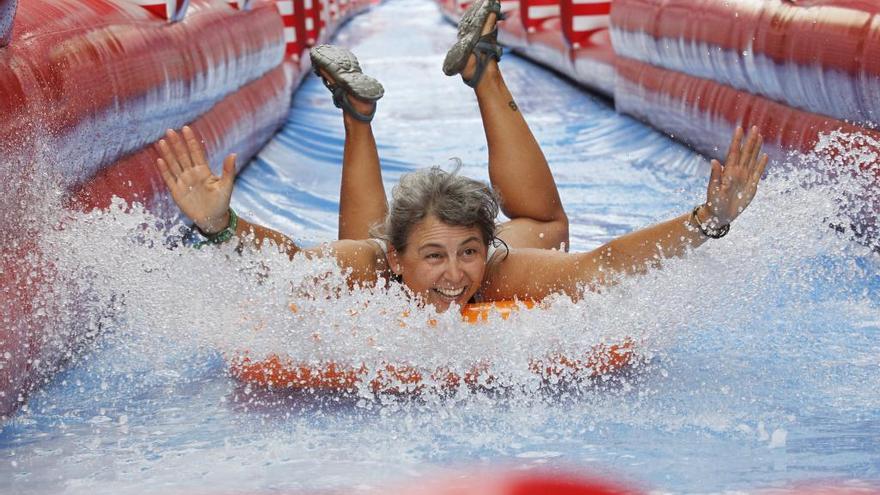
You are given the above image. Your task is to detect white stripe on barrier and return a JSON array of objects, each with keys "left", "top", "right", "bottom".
[
  {"left": 528, "top": 4, "right": 559, "bottom": 19},
  {"left": 276, "top": 0, "right": 293, "bottom": 16},
  {"left": 305, "top": 17, "right": 314, "bottom": 30},
  {"left": 283, "top": 26, "right": 296, "bottom": 42},
  {"left": 572, "top": 14, "right": 608, "bottom": 32}
]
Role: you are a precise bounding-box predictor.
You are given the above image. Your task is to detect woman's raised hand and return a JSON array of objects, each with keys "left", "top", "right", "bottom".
[
  {"left": 155, "top": 126, "right": 236, "bottom": 234},
  {"left": 704, "top": 126, "right": 770, "bottom": 227}
]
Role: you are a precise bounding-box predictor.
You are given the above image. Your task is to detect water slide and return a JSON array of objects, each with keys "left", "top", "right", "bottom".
[{"left": 1, "top": 0, "right": 879, "bottom": 492}]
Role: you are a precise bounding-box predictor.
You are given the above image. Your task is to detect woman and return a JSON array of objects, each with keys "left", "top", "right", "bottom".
[{"left": 154, "top": 0, "right": 768, "bottom": 313}]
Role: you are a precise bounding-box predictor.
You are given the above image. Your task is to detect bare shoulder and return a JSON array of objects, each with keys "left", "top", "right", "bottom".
[
  {"left": 481, "top": 247, "right": 603, "bottom": 301},
  {"left": 304, "top": 239, "right": 390, "bottom": 286}
]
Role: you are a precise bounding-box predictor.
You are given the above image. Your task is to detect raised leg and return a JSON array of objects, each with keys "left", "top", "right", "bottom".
[
  {"left": 338, "top": 109, "right": 387, "bottom": 240},
  {"left": 310, "top": 45, "right": 388, "bottom": 240},
  {"left": 461, "top": 12, "right": 569, "bottom": 251}
]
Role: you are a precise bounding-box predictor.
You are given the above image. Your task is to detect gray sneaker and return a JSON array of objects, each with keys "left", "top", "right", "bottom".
[
  {"left": 442, "top": 0, "right": 504, "bottom": 87},
  {"left": 310, "top": 44, "right": 385, "bottom": 122}
]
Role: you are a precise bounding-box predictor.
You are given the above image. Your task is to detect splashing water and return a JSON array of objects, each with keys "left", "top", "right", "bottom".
[{"left": 1, "top": 127, "right": 878, "bottom": 493}]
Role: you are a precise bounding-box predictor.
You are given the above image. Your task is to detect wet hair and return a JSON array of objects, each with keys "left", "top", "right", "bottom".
[{"left": 373, "top": 162, "right": 501, "bottom": 253}]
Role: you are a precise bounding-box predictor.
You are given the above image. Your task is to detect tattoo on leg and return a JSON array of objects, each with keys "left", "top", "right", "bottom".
[{"left": 508, "top": 100, "right": 518, "bottom": 112}]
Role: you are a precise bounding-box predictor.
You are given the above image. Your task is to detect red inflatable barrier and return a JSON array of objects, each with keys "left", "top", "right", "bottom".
[
  {"left": 278, "top": 0, "right": 307, "bottom": 59},
  {"left": 559, "top": 0, "right": 608, "bottom": 51},
  {"left": 521, "top": 0, "right": 558, "bottom": 35},
  {"left": 68, "top": 63, "right": 296, "bottom": 211},
  {"left": 614, "top": 56, "right": 880, "bottom": 169},
  {"left": 612, "top": 0, "right": 880, "bottom": 77},
  {"left": 610, "top": 0, "right": 880, "bottom": 126},
  {"left": 561, "top": 0, "right": 613, "bottom": 96},
  {"left": 0, "top": 0, "right": 286, "bottom": 186},
  {"left": 614, "top": 56, "right": 880, "bottom": 241},
  {"left": 131, "top": 0, "right": 190, "bottom": 21},
  {"left": 303, "top": 0, "right": 326, "bottom": 46}
]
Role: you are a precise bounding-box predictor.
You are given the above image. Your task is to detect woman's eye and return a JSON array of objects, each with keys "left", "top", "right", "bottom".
[
  {"left": 463, "top": 248, "right": 478, "bottom": 256},
  {"left": 426, "top": 253, "right": 442, "bottom": 260}
]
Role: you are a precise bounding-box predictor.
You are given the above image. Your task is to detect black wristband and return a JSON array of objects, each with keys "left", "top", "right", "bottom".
[{"left": 691, "top": 205, "right": 730, "bottom": 239}]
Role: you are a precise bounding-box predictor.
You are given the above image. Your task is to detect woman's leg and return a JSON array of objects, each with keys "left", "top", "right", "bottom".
[
  {"left": 310, "top": 45, "right": 388, "bottom": 240},
  {"left": 461, "top": 12, "right": 569, "bottom": 251},
  {"left": 337, "top": 108, "right": 387, "bottom": 240}
]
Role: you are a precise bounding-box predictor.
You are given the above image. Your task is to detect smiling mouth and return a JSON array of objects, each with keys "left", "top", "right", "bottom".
[{"left": 433, "top": 286, "right": 467, "bottom": 299}]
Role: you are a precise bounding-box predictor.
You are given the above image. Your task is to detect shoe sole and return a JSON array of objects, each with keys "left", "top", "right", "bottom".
[
  {"left": 442, "top": 0, "right": 494, "bottom": 76},
  {"left": 310, "top": 44, "right": 385, "bottom": 101}
]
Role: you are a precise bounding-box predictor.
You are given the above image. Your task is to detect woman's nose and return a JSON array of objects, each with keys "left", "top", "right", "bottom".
[{"left": 444, "top": 258, "right": 464, "bottom": 282}]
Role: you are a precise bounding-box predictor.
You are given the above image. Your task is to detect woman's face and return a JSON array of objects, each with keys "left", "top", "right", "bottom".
[{"left": 389, "top": 215, "right": 489, "bottom": 312}]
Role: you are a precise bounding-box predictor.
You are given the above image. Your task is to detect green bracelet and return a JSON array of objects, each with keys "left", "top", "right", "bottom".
[{"left": 194, "top": 208, "right": 238, "bottom": 249}]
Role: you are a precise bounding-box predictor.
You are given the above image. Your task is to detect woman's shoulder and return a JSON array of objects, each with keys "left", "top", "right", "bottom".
[
  {"left": 482, "top": 247, "right": 587, "bottom": 301},
  {"left": 307, "top": 239, "right": 391, "bottom": 285}
]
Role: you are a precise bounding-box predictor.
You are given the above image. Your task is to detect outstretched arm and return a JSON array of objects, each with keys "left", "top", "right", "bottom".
[
  {"left": 155, "top": 127, "right": 385, "bottom": 286},
  {"left": 155, "top": 126, "right": 301, "bottom": 258},
  {"left": 483, "top": 126, "right": 769, "bottom": 300}
]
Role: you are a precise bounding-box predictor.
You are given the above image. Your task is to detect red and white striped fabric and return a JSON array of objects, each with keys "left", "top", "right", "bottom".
[
  {"left": 125, "top": 0, "right": 190, "bottom": 21},
  {"left": 520, "top": 0, "right": 559, "bottom": 34},
  {"left": 499, "top": 0, "right": 517, "bottom": 18},
  {"left": 560, "top": 0, "right": 609, "bottom": 49},
  {"left": 303, "top": 0, "right": 325, "bottom": 46},
  {"left": 276, "top": 0, "right": 302, "bottom": 59},
  {"left": 227, "top": 0, "right": 253, "bottom": 10}
]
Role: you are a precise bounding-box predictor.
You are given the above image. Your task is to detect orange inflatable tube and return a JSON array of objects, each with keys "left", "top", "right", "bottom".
[{"left": 229, "top": 301, "right": 636, "bottom": 393}]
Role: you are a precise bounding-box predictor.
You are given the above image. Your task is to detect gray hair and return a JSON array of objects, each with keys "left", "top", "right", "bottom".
[{"left": 373, "top": 163, "right": 500, "bottom": 253}]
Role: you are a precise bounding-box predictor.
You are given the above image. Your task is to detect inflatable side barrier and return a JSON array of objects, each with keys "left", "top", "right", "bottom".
[
  {"left": 1, "top": 0, "right": 286, "bottom": 189},
  {"left": 611, "top": 0, "right": 880, "bottom": 128},
  {"left": 0, "top": 0, "right": 374, "bottom": 418}
]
